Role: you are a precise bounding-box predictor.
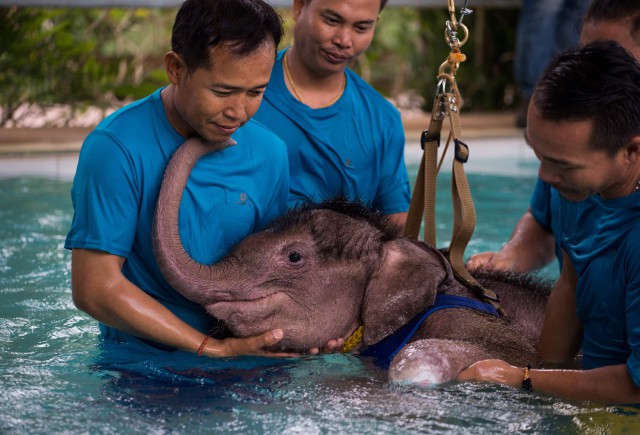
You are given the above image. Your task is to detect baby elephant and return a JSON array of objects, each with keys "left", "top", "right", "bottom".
[{"left": 153, "top": 138, "right": 550, "bottom": 386}]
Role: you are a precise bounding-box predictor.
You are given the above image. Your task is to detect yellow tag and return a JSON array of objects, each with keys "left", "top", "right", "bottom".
[{"left": 342, "top": 325, "right": 364, "bottom": 353}]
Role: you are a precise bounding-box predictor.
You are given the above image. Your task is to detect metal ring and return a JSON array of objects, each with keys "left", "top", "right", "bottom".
[{"left": 444, "top": 22, "right": 469, "bottom": 48}]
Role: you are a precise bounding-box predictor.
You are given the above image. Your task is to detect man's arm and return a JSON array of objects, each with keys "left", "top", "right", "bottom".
[
  {"left": 71, "top": 248, "right": 286, "bottom": 357},
  {"left": 455, "top": 253, "right": 640, "bottom": 404},
  {"left": 538, "top": 251, "right": 583, "bottom": 362},
  {"left": 466, "top": 209, "right": 556, "bottom": 273},
  {"left": 457, "top": 360, "right": 640, "bottom": 404},
  {"left": 387, "top": 212, "right": 407, "bottom": 231}
]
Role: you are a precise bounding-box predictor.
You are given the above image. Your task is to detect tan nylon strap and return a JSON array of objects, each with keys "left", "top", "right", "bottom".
[
  {"left": 446, "top": 104, "right": 504, "bottom": 314},
  {"left": 403, "top": 90, "right": 504, "bottom": 313},
  {"left": 403, "top": 6, "right": 504, "bottom": 314},
  {"left": 404, "top": 156, "right": 427, "bottom": 240},
  {"left": 447, "top": 97, "right": 473, "bottom": 271},
  {"left": 404, "top": 95, "right": 445, "bottom": 244}
]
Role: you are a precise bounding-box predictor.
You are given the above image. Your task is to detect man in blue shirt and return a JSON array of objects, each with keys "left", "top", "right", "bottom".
[
  {"left": 253, "top": 0, "right": 411, "bottom": 229},
  {"left": 467, "top": 0, "right": 640, "bottom": 273},
  {"left": 65, "top": 0, "right": 291, "bottom": 357},
  {"left": 458, "top": 41, "right": 640, "bottom": 404}
]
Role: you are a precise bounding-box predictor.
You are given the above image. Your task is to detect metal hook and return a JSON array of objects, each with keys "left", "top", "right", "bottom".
[
  {"left": 459, "top": 7, "right": 473, "bottom": 25},
  {"left": 448, "top": 0, "right": 473, "bottom": 26},
  {"left": 458, "top": 0, "right": 473, "bottom": 25},
  {"left": 435, "top": 77, "right": 448, "bottom": 96}
]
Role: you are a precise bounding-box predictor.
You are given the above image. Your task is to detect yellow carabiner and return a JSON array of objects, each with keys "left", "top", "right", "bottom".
[{"left": 447, "top": 0, "right": 458, "bottom": 26}]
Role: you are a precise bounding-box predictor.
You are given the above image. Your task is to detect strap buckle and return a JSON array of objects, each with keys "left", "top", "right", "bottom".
[{"left": 421, "top": 130, "right": 441, "bottom": 150}]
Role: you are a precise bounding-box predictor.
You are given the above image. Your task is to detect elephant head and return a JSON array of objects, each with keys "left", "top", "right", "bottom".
[{"left": 153, "top": 138, "right": 454, "bottom": 351}]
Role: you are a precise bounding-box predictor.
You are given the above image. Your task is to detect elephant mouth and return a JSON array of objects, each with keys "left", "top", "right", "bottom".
[
  {"left": 208, "top": 291, "right": 285, "bottom": 323},
  {"left": 227, "top": 291, "right": 280, "bottom": 303}
]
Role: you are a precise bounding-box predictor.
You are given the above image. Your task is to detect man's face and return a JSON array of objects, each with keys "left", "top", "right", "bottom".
[
  {"left": 169, "top": 41, "right": 275, "bottom": 143},
  {"left": 526, "top": 105, "right": 628, "bottom": 201},
  {"left": 292, "top": 0, "right": 380, "bottom": 77},
  {"left": 580, "top": 18, "right": 640, "bottom": 61}
]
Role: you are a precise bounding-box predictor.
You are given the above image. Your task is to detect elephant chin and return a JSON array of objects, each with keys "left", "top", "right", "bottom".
[{"left": 207, "top": 302, "right": 310, "bottom": 349}]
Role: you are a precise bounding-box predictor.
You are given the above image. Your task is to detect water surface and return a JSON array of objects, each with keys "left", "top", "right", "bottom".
[{"left": 1, "top": 167, "right": 637, "bottom": 433}]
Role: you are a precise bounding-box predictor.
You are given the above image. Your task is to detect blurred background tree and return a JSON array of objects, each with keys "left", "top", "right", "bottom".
[
  {"left": 0, "top": 5, "right": 519, "bottom": 127},
  {"left": 0, "top": 7, "right": 171, "bottom": 126},
  {"left": 361, "top": 7, "right": 519, "bottom": 112}
]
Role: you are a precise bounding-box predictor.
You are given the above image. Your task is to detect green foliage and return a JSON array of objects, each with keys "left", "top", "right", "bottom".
[
  {"left": 359, "top": 7, "right": 519, "bottom": 112},
  {"left": 0, "top": 5, "right": 519, "bottom": 126},
  {"left": 0, "top": 7, "right": 173, "bottom": 126}
]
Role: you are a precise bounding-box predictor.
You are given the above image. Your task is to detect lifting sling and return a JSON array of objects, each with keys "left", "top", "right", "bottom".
[{"left": 403, "top": 0, "right": 504, "bottom": 315}]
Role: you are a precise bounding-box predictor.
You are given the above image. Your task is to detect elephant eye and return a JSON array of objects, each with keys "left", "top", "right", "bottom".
[{"left": 289, "top": 251, "right": 302, "bottom": 263}]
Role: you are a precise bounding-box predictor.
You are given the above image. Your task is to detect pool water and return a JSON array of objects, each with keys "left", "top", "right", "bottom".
[{"left": 1, "top": 160, "right": 638, "bottom": 433}]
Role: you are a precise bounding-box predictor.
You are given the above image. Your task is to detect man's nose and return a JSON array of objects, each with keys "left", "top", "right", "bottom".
[
  {"left": 538, "top": 161, "right": 560, "bottom": 185},
  {"left": 332, "top": 26, "right": 352, "bottom": 49},
  {"left": 222, "top": 94, "right": 247, "bottom": 121}
]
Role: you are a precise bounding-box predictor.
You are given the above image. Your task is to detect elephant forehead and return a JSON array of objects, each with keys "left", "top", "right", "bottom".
[{"left": 234, "top": 229, "right": 315, "bottom": 254}]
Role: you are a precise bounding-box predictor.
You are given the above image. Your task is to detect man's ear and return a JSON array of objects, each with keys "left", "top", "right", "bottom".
[
  {"left": 164, "top": 51, "right": 185, "bottom": 85},
  {"left": 292, "top": 0, "right": 305, "bottom": 20},
  {"left": 625, "top": 136, "right": 640, "bottom": 164}
]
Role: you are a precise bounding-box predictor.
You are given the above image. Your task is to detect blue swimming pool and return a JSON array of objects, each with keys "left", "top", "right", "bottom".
[{"left": 1, "top": 151, "right": 638, "bottom": 433}]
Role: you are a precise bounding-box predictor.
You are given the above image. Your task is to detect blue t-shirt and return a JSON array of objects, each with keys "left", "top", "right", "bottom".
[
  {"left": 253, "top": 48, "right": 411, "bottom": 214},
  {"left": 65, "top": 88, "right": 289, "bottom": 348},
  {"left": 557, "top": 192, "right": 640, "bottom": 387},
  {"left": 529, "top": 178, "right": 563, "bottom": 267}
]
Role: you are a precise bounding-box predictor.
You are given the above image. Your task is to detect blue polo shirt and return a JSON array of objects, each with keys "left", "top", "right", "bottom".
[
  {"left": 529, "top": 177, "right": 563, "bottom": 267},
  {"left": 65, "top": 88, "right": 289, "bottom": 346},
  {"left": 253, "top": 48, "right": 411, "bottom": 214},
  {"left": 557, "top": 192, "right": 640, "bottom": 386}
]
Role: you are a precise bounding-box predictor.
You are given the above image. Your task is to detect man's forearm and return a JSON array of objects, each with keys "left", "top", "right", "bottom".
[
  {"left": 538, "top": 252, "right": 582, "bottom": 362},
  {"left": 500, "top": 210, "right": 556, "bottom": 272},
  {"left": 71, "top": 249, "right": 206, "bottom": 353}
]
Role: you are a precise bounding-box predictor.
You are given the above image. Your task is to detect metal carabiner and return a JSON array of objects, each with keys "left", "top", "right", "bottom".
[
  {"left": 446, "top": 0, "right": 472, "bottom": 47},
  {"left": 435, "top": 77, "right": 448, "bottom": 97},
  {"left": 445, "top": 21, "right": 469, "bottom": 49}
]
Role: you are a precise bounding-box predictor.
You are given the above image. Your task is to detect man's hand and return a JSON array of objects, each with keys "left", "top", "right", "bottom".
[
  {"left": 456, "top": 359, "right": 522, "bottom": 388},
  {"left": 201, "top": 329, "right": 299, "bottom": 358},
  {"left": 200, "top": 331, "right": 346, "bottom": 357},
  {"left": 466, "top": 210, "right": 557, "bottom": 274},
  {"left": 466, "top": 251, "right": 515, "bottom": 272},
  {"left": 307, "top": 338, "right": 346, "bottom": 355}
]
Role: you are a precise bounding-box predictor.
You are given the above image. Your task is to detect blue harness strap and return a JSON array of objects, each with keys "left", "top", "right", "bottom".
[{"left": 360, "top": 294, "right": 499, "bottom": 367}]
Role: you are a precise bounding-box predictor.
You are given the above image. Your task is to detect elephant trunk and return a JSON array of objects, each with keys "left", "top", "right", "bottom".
[{"left": 152, "top": 137, "right": 235, "bottom": 305}]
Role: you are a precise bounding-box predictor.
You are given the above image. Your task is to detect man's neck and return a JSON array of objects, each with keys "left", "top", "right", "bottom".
[
  {"left": 284, "top": 47, "right": 346, "bottom": 109},
  {"left": 600, "top": 163, "right": 640, "bottom": 199},
  {"left": 161, "top": 85, "right": 192, "bottom": 138}
]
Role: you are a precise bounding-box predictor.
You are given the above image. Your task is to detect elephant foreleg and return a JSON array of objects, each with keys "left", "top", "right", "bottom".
[{"left": 388, "top": 338, "right": 492, "bottom": 387}]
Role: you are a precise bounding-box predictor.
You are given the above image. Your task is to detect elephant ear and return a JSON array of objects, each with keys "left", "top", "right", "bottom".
[{"left": 362, "top": 240, "right": 453, "bottom": 345}]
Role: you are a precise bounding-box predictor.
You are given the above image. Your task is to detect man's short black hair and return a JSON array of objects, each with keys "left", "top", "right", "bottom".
[
  {"left": 303, "top": 0, "right": 388, "bottom": 11},
  {"left": 584, "top": 0, "right": 640, "bottom": 46},
  {"left": 171, "top": 0, "right": 283, "bottom": 71},
  {"left": 533, "top": 40, "right": 640, "bottom": 156}
]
